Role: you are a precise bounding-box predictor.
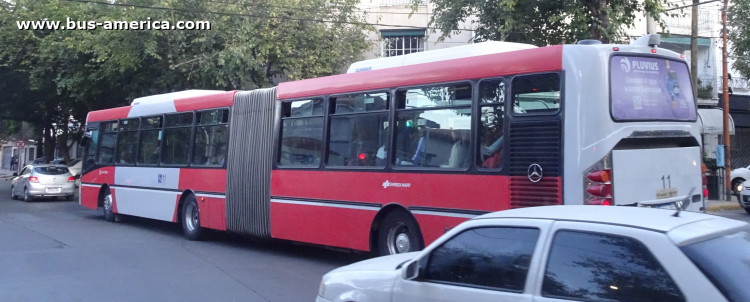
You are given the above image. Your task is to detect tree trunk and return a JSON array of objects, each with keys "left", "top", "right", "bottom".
[
  {"left": 599, "top": 0, "right": 610, "bottom": 43},
  {"left": 58, "top": 126, "right": 71, "bottom": 163},
  {"left": 43, "top": 125, "right": 55, "bottom": 163}
]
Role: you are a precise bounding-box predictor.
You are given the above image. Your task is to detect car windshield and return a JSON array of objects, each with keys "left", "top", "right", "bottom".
[
  {"left": 680, "top": 226, "right": 750, "bottom": 302},
  {"left": 34, "top": 166, "right": 70, "bottom": 175}
]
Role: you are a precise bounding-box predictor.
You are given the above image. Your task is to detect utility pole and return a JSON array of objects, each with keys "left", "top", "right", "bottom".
[
  {"left": 722, "top": 0, "right": 731, "bottom": 201},
  {"left": 691, "top": 0, "right": 699, "bottom": 97}
]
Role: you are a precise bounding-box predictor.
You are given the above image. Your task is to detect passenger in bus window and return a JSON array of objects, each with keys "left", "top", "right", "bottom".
[
  {"left": 442, "top": 130, "right": 470, "bottom": 168},
  {"left": 411, "top": 125, "right": 426, "bottom": 166},
  {"left": 481, "top": 129, "right": 503, "bottom": 169}
]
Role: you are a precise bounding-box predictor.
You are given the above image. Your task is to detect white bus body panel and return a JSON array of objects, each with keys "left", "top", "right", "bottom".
[
  {"left": 562, "top": 44, "right": 702, "bottom": 209},
  {"left": 346, "top": 41, "right": 537, "bottom": 73},
  {"left": 612, "top": 147, "right": 702, "bottom": 211}
]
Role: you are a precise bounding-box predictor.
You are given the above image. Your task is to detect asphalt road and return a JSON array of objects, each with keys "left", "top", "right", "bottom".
[
  {"left": 0, "top": 179, "right": 367, "bottom": 302},
  {"left": 1, "top": 177, "right": 748, "bottom": 302}
]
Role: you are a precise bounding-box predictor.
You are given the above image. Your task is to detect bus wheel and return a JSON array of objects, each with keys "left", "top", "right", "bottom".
[
  {"left": 377, "top": 211, "right": 423, "bottom": 256},
  {"left": 103, "top": 189, "right": 116, "bottom": 222},
  {"left": 181, "top": 195, "right": 206, "bottom": 241}
]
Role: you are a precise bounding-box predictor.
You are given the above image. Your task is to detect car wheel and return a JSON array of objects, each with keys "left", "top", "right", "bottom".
[
  {"left": 181, "top": 194, "right": 206, "bottom": 241},
  {"left": 10, "top": 186, "right": 17, "bottom": 200},
  {"left": 66, "top": 195, "right": 73, "bottom": 201},
  {"left": 377, "top": 211, "right": 424, "bottom": 256},
  {"left": 23, "top": 187, "right": 33, "bottom": 202},
  {"left": 732, "top": 178, "right": 745, "bottom": 194},
  {"left": 745, "top": 208, "right": 750, "bottom": 215},
  {"left": 102, "top": 189, "right": 117, "bottom": 222}
]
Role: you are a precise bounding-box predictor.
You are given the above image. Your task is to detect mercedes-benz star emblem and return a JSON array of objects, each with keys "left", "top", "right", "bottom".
[{"left": 528, "top": 164, "right": 543, "bottom": 183}]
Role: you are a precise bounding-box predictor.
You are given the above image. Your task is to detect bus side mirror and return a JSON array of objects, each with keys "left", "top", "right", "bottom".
[
  {"left": 402, "top": 260, "right": 421, "bottom": 280},
  {"left": 80, "top": 131, "right": 92, "bottom": 147}
]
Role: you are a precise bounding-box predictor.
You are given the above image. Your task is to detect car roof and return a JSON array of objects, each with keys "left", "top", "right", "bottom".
[
  {"left": 31, "top": 164, "right": 69, "bottom": 168},
  {"left": 475, "top": 205, "right": 736, "bottom": 233}
]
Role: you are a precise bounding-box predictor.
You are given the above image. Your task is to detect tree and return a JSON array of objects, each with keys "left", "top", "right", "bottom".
[
  {"left": 410, "top": 0, "right": 679, "bottom": 46},
  {"left": 729, "top": 0, "right": 750, "bottom": 80},
  {"left": 1, "top": 0, "right": 373, "bottom": 162}
]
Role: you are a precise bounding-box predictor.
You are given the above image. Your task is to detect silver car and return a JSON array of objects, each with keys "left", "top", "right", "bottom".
[{"left": 10, "top": 164, "right": 76, "bottom": 201}]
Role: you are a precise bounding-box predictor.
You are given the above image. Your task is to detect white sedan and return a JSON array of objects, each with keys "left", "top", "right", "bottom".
[{"left": 317, "top": 206, "right": 749, "bottom": 302}]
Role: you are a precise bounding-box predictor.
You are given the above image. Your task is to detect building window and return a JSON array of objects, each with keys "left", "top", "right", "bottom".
[
  {"left": 382, "top": 30, "right": 426, "bottom": 57},
  {"left": 380, "top": 0, "right": 425, "bottom": 6}
]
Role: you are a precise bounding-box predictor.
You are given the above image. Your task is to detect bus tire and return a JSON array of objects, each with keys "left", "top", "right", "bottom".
[
  {"left": 102, "top": 188, "right": 117, "bottom": 222},
  {"left": 377, "top": 211, "right": 423, "bottom": 256},
  {"left": 181, "top": 194, "right": 206, "bottom": 241}
]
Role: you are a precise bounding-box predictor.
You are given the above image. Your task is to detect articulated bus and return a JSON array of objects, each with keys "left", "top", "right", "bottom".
[{"left": 79, "top": 35, "right": 704, "bottom": 256}]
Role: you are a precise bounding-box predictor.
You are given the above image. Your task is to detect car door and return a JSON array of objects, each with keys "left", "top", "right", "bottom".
[
  {"left": 392, "top": 219, "right": 553, "bottom": 302},
  {"left": 12, "top": 166, "right": 29, "bottom": 195},
  {"left": 531, "top": 221, "right": 727, "bottom": 302}
]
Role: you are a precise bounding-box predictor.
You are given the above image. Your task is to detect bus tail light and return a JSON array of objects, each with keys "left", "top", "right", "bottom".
[
  {"left": 29, "top": 176, "right": 39, "bottom": 183},
  {"left": 702, "top": 164, "right": 707, "bottom": 173},
  {"left": 587, "top": 184, "right": 612, "bottom": 197},
  {"left": 587, "top": 199, "right": 612, "bottom": 206},
  {"left": 702, "top": 176, "right": 707, "bottom": 186},
  {"left": 701, "top": 163, "right": 708, "bottom": 199},
  {"left": 703, "top": 188, "right": 709, "bottom": 198},
  {"left": 587, "top": 170, "right": 611, "bottom": 183},
  {"left": 586, "top": 169, "right": 613, "bottom": 205}
]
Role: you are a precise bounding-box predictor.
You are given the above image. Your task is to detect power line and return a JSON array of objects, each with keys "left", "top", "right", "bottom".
[{"left": 58, "top": 0, "right": 474, "bottom": 31}]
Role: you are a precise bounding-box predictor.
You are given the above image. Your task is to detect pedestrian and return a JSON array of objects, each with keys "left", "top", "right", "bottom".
[{"left": 10, "top": 155, "right": 18, "bottom": 171}]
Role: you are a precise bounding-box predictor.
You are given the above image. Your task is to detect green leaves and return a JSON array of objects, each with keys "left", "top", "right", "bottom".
[
  {"left": 413, "top": 0, "right": 677, "bottom": 46},
  {"left": 729, "top": 0, "right": 750, "bottom": 80}
]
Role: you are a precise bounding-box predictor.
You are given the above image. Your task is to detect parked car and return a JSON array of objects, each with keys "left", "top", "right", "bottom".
[
  {"left": 317, "top": 206, "right": 749, "bottom": 302},
  {"left": 67, "top": 158, "right": 82, "bottom": 187},
  {"left": 10, "top": 164, "right": 76, "bottom": 201},
  {"left": 730, "top": 164, "right": 750, "bottom": 194},
  {"left": 735, "top": 183, "right": 750, "bottom": 214}
]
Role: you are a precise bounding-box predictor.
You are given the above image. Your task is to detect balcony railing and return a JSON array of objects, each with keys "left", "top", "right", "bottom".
[
  {"left": 664, "top": 10, "right": 711, "bottom": 30},
  {"left": 380, "top": 0, "right": 425, "bottom": 6}
]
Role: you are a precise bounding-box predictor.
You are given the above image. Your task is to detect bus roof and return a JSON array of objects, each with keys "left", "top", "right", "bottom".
[
  {"left": 88, "top": 91, "right": 236, "bottom": 122},
  {"left": 346, "top": 41, "right": 537, "bottom": 73},
  {"left": 277, "top": 45, "right": 563, "bottom": 100}
]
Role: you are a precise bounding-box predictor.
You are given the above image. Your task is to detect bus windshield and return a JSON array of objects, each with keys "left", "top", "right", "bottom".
[{"left": 610, "top": 55, "right": 696, "bottom": 121}]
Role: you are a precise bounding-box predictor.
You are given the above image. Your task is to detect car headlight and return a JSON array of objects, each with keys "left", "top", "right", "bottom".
[
  {"left": 739, "top": 184, "right": 744, "bottom": 191},
  {"left": 318, "top": 280, "right": 326, "bottom": 297}
]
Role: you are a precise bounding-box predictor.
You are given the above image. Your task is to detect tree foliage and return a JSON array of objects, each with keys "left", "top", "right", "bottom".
[
  {"left": 730, "top": 0, "right": 750, "bottom": 80},
  {"left": 411, "top": 0, "right": 679, "bottom": 45},
  {"left": 0, "top": 0, "right": 373, "bottom": 161}
]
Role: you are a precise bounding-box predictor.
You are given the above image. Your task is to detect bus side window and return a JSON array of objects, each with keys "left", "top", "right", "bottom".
[
  {"left": 512, "top": 73, "right": 561, "bottom": 115},
  {"left": 162, "top": 112, "right": 193, "bottom": 166},
  {"left": 394, "top": 83, "right": 472, "bottom": 169},
  {"left": 192, "top": 109, "right": 229, "bottom": 167},
  {"left": 478, "top": 79, "right": 506, "bottom": 169},
  {"left": 85, "top": 129, "right": 100, "bottom": 167},
  {"left": 138, "top": 116, "right": 163, "bottom": 165},
  {"left": 116, "top": 118, "right": 140, "bottom": 165},
  {"left": 97, "top": 121, "right": 118, "bottom": 164},
  {"left": 278, "top": 99, "right": 325, "bottom": 167},
  {"left": 327, "top": 92, "right": 389, "bottom": 168}
]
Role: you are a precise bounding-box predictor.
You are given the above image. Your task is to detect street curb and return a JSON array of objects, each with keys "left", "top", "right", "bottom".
[{"left": 707, "top": 204, "right": 744, "bottom": 212}]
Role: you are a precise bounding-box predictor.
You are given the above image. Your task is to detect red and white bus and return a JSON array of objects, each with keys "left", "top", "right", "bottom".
[{"left": 79, "top": 34, "right": 705, "bottom": 255}]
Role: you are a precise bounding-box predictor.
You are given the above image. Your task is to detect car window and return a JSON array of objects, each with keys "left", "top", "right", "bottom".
[
  {"left": 542, "top": 230, "right": 684, "bottom": 302},
  {"left": 425, "top": 227, "right": 539, "bottom": 292},
  {"left": 19, "top": 167, "right": 29, "bottom": 175},
  {"left": 681, "top": 226, "right": 750, "bottom": 302},
  {"left": 67, "top": 159, "right": 81, "bottom": 166},
  {"left": 34, "top": 166, "right": 70, "bottom": 175}
]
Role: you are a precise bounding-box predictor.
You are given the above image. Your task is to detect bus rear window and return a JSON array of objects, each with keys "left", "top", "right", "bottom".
[{"left": 611, "top": 55, "right": 696, "bottom": 121}]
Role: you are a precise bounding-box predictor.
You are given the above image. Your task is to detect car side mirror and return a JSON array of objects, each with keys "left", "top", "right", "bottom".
[
  {"left": 12, "top": 173, "right": 17, "bottom": 177},
  {"left": 402, "top": 260, "right": 421, "bottom": 280}
]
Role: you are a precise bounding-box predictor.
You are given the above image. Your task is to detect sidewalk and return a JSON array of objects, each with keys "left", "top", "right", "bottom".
[
  {"left": 0, "top": 168, "right": 15, "bottom": 180},
  {"left": 705, "top": 195, "right": 744, "bottom": 212}
]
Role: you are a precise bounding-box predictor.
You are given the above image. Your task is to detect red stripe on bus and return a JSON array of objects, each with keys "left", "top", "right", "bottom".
[
  {"left": 178, "top": 169, "right": 226, "bottom": 192},
  {"left": 413, "top": 214, "right": 472, "bottom": 246},
  {"left": 87, "top": 106, "right": 132, "bottom": 122},
  {"left": 173, "top": 91, "right": 236, "bottom": 112},
  {"left": 80, "top": 185, "right": 99, "bottom": 210},
  {"left": 110, "top": 188, "right": 119, "bottom": 213},
  {"left": 197, "top": 196, "right": 227, "bottom": 231},
  {"left": 172, "top": 195, "right": 181, "bottom": 223},
  {"left": 270, "top": 170, "right": 511, "bottom": 212},
  {"left": 270, "top": 201, "right": 374, "bottom": 251},
  {"left": 277, "top": 45, "right": 563, "bottom": 100},
  {"left": 81, "top": 167, "right": 116, "bottom": 184}
]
